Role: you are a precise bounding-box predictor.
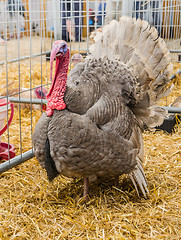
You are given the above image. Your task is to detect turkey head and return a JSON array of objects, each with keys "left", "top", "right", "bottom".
[
  {"left": 46, "top": 40, "right": 70, "bottom": 116},
  {"left": 34, "top": 86, "right": 48, "bottom": 100}
]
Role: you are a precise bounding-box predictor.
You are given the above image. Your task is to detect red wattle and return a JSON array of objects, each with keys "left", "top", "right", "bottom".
[
  {"left": 46, "top": 108, "right": 54, "bottom": 116},
  {"left": 46, "top": 49, "right": 70, "bottom": 116}
]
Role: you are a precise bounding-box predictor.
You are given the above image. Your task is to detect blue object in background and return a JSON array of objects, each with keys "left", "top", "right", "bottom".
[
  {"left": 97, "top": 2, "right": 106, "bottom": 27},
  {"left": 89, "top": 19, "right": 94, "bottom": 26}
]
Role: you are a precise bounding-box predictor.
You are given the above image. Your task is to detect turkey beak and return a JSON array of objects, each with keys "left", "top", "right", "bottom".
[{"left": 50, "top": 47, "right": 58, "bottom": 82}]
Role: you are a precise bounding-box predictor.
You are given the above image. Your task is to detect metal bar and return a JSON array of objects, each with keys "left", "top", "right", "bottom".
[
  {"left": 0, "top": 84, "right": 50, "bottom": 99},
  {"left": 6, "top": 97, "right": 47, "bottom": 104},
  {"left": 29, "top": 0, "right": 33, "bottom": 149},
  {"left": 170, "top": 69, "right": 181, "bottom": 80},
  {"left": 0, "top": 51, "right": 51, "bottom": 66},
  {"left": 5, "top": 0, "right": 10, "bottom": 160},
  {"left": 170, "top": 50, "right": 181, "bottom": 53},
  {"left": 0, "top": 149, "right": 35, "bottom": 174},
  {"left": 162, "top": 107, "right": 181, "bottom": 114},
  {"left": 17, "top": 1, "right": 23, "bottom": 161},
  {"left": 4, "top": 97, "right": 181, "bottom": 113}
]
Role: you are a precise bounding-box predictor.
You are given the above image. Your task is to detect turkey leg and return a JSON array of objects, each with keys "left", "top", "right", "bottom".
[{"left": 83, "top": 177, "right": 89, "bottom": 200}]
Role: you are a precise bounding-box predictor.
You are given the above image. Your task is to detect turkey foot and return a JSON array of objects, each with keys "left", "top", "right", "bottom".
[{"left": 83, "top": 177, "right": 89, "bottom": 201}]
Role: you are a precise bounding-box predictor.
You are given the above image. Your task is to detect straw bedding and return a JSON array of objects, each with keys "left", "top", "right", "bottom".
[{"left": 0, "top": 61, "right": 180, "bottom": 239}]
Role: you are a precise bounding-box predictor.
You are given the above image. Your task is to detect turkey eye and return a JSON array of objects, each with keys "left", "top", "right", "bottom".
[{"left": 75, "top": 81, "right": 79, "bottom": 86}]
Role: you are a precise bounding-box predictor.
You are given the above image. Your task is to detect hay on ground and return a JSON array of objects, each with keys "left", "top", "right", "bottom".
[{"left": 0, "top": 61, "right": 180, "bottom": 239}]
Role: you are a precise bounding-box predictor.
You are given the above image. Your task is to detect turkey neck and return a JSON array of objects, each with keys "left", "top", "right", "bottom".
[{"left": 46, "top": 49, "right": 70, "bottom": 116}]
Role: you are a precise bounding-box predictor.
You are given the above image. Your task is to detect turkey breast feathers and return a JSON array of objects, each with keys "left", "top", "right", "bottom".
[{"left": 33, "top": 58, "right": 140, "bottom": 178}]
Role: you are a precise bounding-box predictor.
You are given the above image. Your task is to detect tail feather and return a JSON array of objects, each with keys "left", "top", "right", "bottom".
[
  {"left": 45, "top": 138, "right": 59, "bottom": 181},
  {"left": 129, "top": 158, "right": 149, "bottom": 198},
  {"left": 90, "top": 16, "right": 173, "bottom": 128}
]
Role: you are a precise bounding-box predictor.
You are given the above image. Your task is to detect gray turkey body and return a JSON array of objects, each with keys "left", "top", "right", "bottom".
[
  {"left": 33, "top": 17, "right": 173, "bottom": 198},
  {"left": 34, "top": 59, "right": 139, "bottom": 178}
]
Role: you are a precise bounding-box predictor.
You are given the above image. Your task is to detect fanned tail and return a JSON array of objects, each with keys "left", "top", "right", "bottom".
[{"left": 89, "top": 16, "right": 173, "bottom": 128}]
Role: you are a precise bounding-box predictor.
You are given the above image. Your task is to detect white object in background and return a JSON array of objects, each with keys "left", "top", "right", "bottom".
[
  {"left": 28, "top": 0, "right": 40, "bottom": 36},
  {"left": 0, "top": 1, "right": 8, "bottom": 39},
  {"left": 105, "top": 0, "right": 134, "bottom": 24},
  {"left": 105, "top": 0, "right": 122, "bottom": 24},
  {"left": 66, "top": 19, "right": 75, "bottom": 41},
  {"left": 46, "top": 0, "right": 54, "bottom": 32},
  {"left": 52, "top": 0, "right": 61, "bottom": 40}
]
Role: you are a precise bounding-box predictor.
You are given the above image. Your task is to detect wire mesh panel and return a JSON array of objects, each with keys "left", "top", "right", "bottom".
[
  {"left": 129, "top": 0, "right": 181, "bottom": 62},
  {"left": 0, "top": 0, "right": 180, "bottom": 172},
  {"left": 0, "top": 0, "right": 52, "bottom": 170}
]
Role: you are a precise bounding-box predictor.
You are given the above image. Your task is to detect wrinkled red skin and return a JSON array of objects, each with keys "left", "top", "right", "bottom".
[
  {"left": 42, "top": 104, "right": 46, "bottom": 111},
  {"left": 46, "top": 43, "right": 70, "bottom": 116}
]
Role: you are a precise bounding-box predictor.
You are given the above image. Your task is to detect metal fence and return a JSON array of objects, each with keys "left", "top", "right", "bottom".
[{"left": 0, "top": 0, "right": 180, "bottom": 173}]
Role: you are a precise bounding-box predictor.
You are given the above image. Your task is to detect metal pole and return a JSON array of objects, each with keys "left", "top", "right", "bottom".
[
  {"left": 3, "top": 97, "right": 47, "bottom": 105},
  {"left": 170, "top": 50, "right": 181, "bottom": 53},
  {"left": 161, "top": 106, "right": 181, "bottom": 114},
  {"left": 0, "top": 51, "right": 51, "bottom": 66},
  {"left": 170, "top": 69, "right": 181, "bottom": 80},
  {"left": 0, "top": 149, "right": 35, "bottom": 174},
  {"left": 2, "top": 98, "right": 181, "bottom": 113}
]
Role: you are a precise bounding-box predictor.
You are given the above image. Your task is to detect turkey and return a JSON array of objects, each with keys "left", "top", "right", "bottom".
[
  {"left": 1, "top": 86, "right": 47, "bottom": 110},
  {"left": 71, "top": 53, "right": 83, "bottom": 67},
  {"left": 33, "top": 17, "right": 173, "bottom": 199}
]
